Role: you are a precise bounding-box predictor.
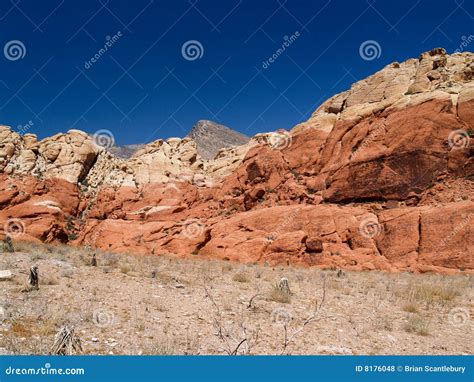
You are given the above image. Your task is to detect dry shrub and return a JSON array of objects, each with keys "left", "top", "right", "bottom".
[
  {"left": 100, "top": 252, "right": 119, "bottom": 267},
  {"left": 375, "top": 316, "right": 393, "bottom": 331},
  {"left": 42, "top": 275, "right": 59, "bottom": 286},
  {"left": 143, "top": 336, "right": 180, "bottom": 355},
  {"left": 29, "top": 252, "right": 46, "bottom": 261},
  {"left": 232, "top": 271, "right": 250, "bottom": 283},
  {"left": 404, "top": 315, "right": 430, "bottom": 336},
  {"left": 221, "top": 264, "right": 233, "bottom": 273},
  {"left": 119, "top": 264, "right": 132, "bottom": 274},
  {"left": 402, "top": 302, "right": 418, "bottom": 313},
  {"left": 59, "top": 269, "right": 74, "bottom": 278},
  {"left": 268, "top": 284, "right": 291, "bottom": 303}
]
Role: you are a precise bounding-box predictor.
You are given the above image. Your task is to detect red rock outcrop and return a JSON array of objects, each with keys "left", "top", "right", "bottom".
[{"left": 0, "top": 49, "right": 472, "bottom": 273}]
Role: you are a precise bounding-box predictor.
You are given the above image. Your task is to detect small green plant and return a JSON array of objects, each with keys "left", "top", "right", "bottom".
[{"left": 67, "top": 233, "right": 78, "bottom": 241}]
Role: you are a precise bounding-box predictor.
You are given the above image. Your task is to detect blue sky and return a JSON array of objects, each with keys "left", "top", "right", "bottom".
[{"left": 0, "top": 0, "right": 472, "bottom": 145}]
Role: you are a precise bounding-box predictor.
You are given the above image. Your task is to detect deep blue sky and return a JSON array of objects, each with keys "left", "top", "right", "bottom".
[{"left": 0, "top": 0, "right": 473, "bottom": 145}]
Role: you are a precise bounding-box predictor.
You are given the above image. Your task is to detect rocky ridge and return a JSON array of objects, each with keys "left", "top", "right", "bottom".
[
  {"left": 187, "top": 120, "right": 250, "bottom": 160},
  {"left": 0, "top": 49, "right": 472, "bottom": 273}
]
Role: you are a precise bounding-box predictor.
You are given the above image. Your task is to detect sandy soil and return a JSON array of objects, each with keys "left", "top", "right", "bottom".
[{"left": 0, "top": 242, "right": 472, "bottom": 355}]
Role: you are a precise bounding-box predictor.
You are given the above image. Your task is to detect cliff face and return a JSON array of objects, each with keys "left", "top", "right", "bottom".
[{"left": 1, "top": 49, "right": 472, "bottom": 273}]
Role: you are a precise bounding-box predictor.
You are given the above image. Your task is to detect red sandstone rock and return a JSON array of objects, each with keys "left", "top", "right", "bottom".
[{"left": 1, "top": 50, "right": 472, "bottom": 274}]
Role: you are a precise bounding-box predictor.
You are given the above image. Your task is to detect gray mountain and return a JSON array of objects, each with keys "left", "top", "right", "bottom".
[
  {"left": 107, "top": 120, "right": 249, "bottom": 160},
  {"left": 108, "top": 144, "right": 144, "bottom": 159},
  {"left": 187, "top": 120, "right": 250, "bottom": 160}
]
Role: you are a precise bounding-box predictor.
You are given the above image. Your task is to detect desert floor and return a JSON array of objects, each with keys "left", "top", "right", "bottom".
[{"left": 0, "top": 242, "right": 472, "bottom": 355}]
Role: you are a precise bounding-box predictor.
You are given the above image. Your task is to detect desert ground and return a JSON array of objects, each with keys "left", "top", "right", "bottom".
[{"left": 0, "top": 242, "right": 472, "bottom": 355}]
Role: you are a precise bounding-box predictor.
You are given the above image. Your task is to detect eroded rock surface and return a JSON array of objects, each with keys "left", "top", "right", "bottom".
[{"left": 1, "top": 49, "right": 472, "bottom": 273}]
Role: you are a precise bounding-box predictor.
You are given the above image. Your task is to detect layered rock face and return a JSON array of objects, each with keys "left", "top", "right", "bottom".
[{"left": 1, "top": 49, "right": 472, "bottom": 273}]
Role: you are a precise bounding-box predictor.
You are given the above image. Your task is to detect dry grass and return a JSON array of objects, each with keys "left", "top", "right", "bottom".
[
  {"left": 403, "top": 315, "right": 430, "bottom": 336},
  {"left": 401, "top": 277, "right": 466, "bottom": 306},
  {"left": 268, "top": 284, "right": 291, "bottom": 303},
  {"left": 401, "top": 302, "right": 419, "bottom": 313},
  {"left": 0, "top": 242, "right": 472, "bottom": 355},
  {"left": 143, "top": 336, "right": 180, "bottom": 355},
  {"left": 10, "top": 316, "right": 59, "bottom": 338},
  {"left": 375, "top": 316, "right": 393, "bottom": 332},
  {"left": 119, "top": 264, "right": 132, "bottom": 274},
  {"left": 42, "top": 275, "right": 60, "bottom": 286},
  {"left": 232, "top": 271, "right": 250, "bottom": 283}
]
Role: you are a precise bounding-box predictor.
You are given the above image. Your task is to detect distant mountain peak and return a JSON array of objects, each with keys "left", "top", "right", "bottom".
[{"left": 187, "top": 120, "right": 250, "bottom": 160}]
